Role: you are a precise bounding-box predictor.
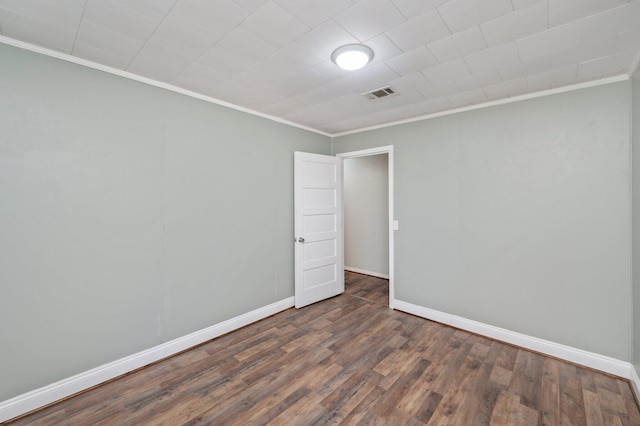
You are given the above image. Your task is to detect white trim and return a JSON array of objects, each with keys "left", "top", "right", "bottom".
[
  {"left": 332, "top": 74, "right": 630, "bottom": 137},
  {"left": 393, "top": 299, "right": 633, "bottom": 379},
  {"left": 3, "top": 36, "right": 631, "bottom": 141},
  {"left": 630, "top": 366, "right": 640, "bottom": 403},
  {"left": 0, "top": 36, "right": 330, "bottom": 138},
  {"left": 2, "top": 295, "right": 637, "bottom": 422},
  {"left": 0, "top": 297, "right": 294, "bottom": 423},
  {"left": 345, "top": 266, "right": 389, "bottom": 279},
  {"left": 337, "top": 146, "right": 393, "bottom": 158},
  {"left": 337, "top": 146, "right": 395, "bottom": 309}
]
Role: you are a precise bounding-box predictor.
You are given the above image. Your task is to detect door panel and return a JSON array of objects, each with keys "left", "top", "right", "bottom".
[{"left": 294, "top": 152, "right": 344, "bottom": 308}]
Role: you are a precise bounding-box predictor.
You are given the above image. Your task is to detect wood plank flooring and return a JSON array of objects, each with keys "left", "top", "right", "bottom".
[{"left": 6, "top": 271, "right": 640, "bottom": 425}]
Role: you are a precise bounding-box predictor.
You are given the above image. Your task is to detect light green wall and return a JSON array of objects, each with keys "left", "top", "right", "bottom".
[
  {"left": 633, "top": 69, "right": 640, "bottom": 374},
  {"left": 344, "top": 155, "right": 389, "bottom": 276},
  {"left": 335, "top": 82, "right": 632, "bottom": 361},
  {"left": 0, "top": 43, "right": 329, "bottom": 401},
  {"left": 1, "top": 38, "right": 637, "bottom": 404}
]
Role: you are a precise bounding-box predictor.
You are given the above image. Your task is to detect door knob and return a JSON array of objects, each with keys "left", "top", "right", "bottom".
[{"left": 298, "top": 237, "right": 305, "bottom": 243}]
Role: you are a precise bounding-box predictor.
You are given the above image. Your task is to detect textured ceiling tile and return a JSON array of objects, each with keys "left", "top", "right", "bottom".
[
  {"left": 262, "top": 96, "right": 315, "bottom": 116},
  {"left": 197, "top": 47, "right": 254, "bottom": 76},
  {"left": 326, "top": 103, "right": 421, "bottom": 131},
  {"left": 320, "top": 62, "right": 399, "bottom": 97},
  {"left": 446, "top": 87, "right": 487, "bottom": 106},
  {"left": 364, "top": 34, "right": 404, "bottom": 66},
  {"left": 526, "top": 64, "right": 578, "bottom": 91},
  {"left": 212, "top": 79, "right": 283, "bottom": 108},
  {"left": 437, "top": 0, "right": 513, "bottom": 33},
  {"left": 216, "top": 27, "right": 277, "bottom": 62},
  {"left": 427, "top": 27, "right": 487, "bottom": 63},
  {"left": 171, "top": 62, "right": 232, "bottom": 93},
  {"left": 366, "top": 103, "right": 421, "bottom": 122},
  {"left": 512, "top": 0, "right": 543, "bottom": 10},
  {"left": 238, "top": 59, "right": 295, "bottom": 88},
  {"left": 297, "top": 19, "right": 359, "bottom": 60},
  {"left": 231, "top": 0, "right": 269, "bottom": 12},
  {"left": 312, "top": 59, "right": 354, "bottom": 79},
  {"left": 74, "top": 19, "right": 143, "bottom": 67},
  {"left": 296, "top": 84, "right": 344, "bottom": 105},
  {"left": 320, "top": 76, "right": 363, "bottom": 98},
  {"left": 127, "top": 36, "right": 199, "bottom": 81},
  {"left": 576, "top": 49, "right": 637, "bottom": 79},
  {"left": 285, "top": 68, "right": 333, "bottom": 91},
  {"left": 482, "top": 77, "right": 528, "bottom": 99},
  {"left": 82, "top": 0, "right": 160, "bottom": 42},
  {"left": 171, "top": 62, "right": 230, "bottom": 89},
  {"left": 333, "top": 92, "right": 375, "bottom": 110},
  {"left": 153, "top": 13, "right": 224, "bottom": 51},
  {"left": 497, "top": 55, "right": 554, "bottom": 80},
  {"left": 284, "top": 101, "right": 356, "bottom": 127},
  {"left": 500, "top": 36, "right": 618, "bottom": 82},
  {"left": 74, "top": 40, "right": 136, "bottom": 69},
  {"left": 463, "top": 42, "right": 520, "bottom": 74},
  {"left": 172, "top": 0, "right": 248, "bottom": 34},
  {"left": 419, "top": 81, "right": 461, "bottom": 98},
  {"left": 516, "top": 20, "right": 583, "bottom": 62},
  {"left": 581, "top": 2, "right": 640, "bottom": 45},
  {"left": 110, "top": 0, "right": 176, "bottom": 21},
  {"left": 388, "top": 72, "right": 431, "bottom": 92},
  {"left": 422, "top": 58, "right": 471, "bottom": 84},
  {"left": 379, "top": 89, "right": 426, "bottom": 107},
  {"left": 240, "top": 0, "right": 309, "bottom": 47},
  {"left": 341, "top": 62, "right": 401, "bottom": 93},
  {"left": 480, "top": 1, "right": 548, "bottom": 47},
  {"left": 334, "top": 0, "right": 407, "bottom": 41},
  {"left": 385, "top": 10, "right": 451, "bottom": 52},
  {"left": 454, "top": 69, "right": 502, "bottom": 91},
  {"left": 274, "top": 0, "right": 353, "bottom": 27},
  {"left": 548, "top": 0, "right": 628, "bottom": 27},
  {"left": 612, "top": 28, "right": 640, "bottom": 54},
  {"left": 385, "top": 46, "right": 439, "bottom": 76},
  {"left": 0, "top": 0, "right": 85, "bottom": 28},
  {"left": 266, "top": 42, "right": 324, "bottom": 73},
  {"left": 0, "top": 7, "right": 77, "bottom": 53},
  {"left": 2, "top": 0, "right": 638, "bottom": 134},
  {"left": 390, "top": 0, "right": 449, "bottom": 18},
  {"left": 413, "top": 95, "right": 451, "bottom": 114},
  {"left": 545, "top": 38, "right": 615, "bottom": 69}
]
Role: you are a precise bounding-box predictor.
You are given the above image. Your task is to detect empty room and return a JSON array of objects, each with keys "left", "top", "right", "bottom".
[{"left": 2, "top": 0, "right": 640, "bottom": 424}]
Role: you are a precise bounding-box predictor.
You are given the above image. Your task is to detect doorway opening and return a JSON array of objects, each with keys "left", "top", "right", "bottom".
[{"left": 337, "top": 146, "right": 394, "bottom": 308}]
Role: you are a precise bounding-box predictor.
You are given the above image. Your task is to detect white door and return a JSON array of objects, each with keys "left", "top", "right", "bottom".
[{"left": 294, "top": 152, "right": 344, "bottom": 308}]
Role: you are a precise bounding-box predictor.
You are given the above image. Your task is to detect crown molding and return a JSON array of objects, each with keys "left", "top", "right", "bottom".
[
  {"left": 1, "top": 35, "right": 633, "bottom": 140},
  {"left": 332, "top": 74, "right": 630, "bottom": 138},
  {"left": 0, "top": 36, "right": 332, "bottom": 138}
]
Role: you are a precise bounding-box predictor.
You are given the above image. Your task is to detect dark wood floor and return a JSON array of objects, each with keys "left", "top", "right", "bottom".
[{"left": 7, "top": 271, "right": 640, "bottom": 425}]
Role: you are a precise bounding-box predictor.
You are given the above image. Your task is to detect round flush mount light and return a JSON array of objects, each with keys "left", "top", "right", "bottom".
[{"left": 331, "top": 44, "right": 374, "bottom": 71}]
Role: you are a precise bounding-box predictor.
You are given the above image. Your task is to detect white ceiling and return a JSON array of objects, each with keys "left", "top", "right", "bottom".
[{"left": 1, "top": 0, "right": 639, "bottom": 134}]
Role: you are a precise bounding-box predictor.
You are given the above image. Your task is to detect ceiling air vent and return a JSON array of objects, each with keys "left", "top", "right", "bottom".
[{"left": 362, "top": 86, "right": 397, "bottom": 101}]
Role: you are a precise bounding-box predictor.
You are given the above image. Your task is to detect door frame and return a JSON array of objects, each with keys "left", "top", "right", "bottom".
[{"left": 337, "top": 145, "right": 395, "bottom": 309}]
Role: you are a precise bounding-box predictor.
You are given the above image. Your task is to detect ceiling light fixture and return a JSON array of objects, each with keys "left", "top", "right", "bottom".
[{"left": 331, "top": 44, "right": 374, "bottom": 71}]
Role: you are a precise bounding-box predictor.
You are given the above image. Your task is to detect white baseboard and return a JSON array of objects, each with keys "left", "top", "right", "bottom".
[
  {"left": 0, "top": 297, "right": 294, "bottom": 423},
  {"left": 3, "top": 296, "right": 638, "bottom": 422},
  {"left": 345, "top": 267, "right": 389, "bottom": 279},
  {"left": 630, "top": 365, "right": 640, "bottom": 402},
  {"left": 392, "top": 299, "right": 633, "bottom": 380}
]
